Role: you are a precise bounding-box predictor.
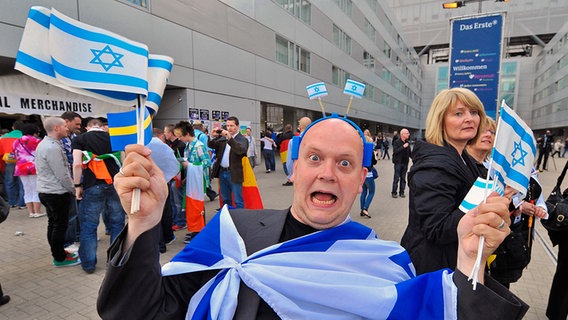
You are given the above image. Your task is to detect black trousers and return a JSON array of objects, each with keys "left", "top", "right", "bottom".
[
  {"left": 39, "top": 193, "right": 72, "bottom": 261},
  {"left": 536, "top": 149, "right": 550, "bottom": 170},
  {"left": 546, "top": 237, "right": 568, "bottom": 320}
]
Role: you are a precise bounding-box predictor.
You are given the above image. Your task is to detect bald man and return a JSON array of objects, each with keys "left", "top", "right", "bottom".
[{"left": 98, "top": 116, "right": 526, "bottom": 319}]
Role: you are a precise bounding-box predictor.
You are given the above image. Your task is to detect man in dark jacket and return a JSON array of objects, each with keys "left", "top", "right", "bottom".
[
  {"left": 391, "top": 128, "right": 411, "bottom": 198},
  {"left": 208, "top": 116, "right": 248, "bottom": 209},
  {"left": 536, "top": 129, "right": 553, "bottom": 172},
  {"left": 98, "top": 116, "right": 528, "bottom": 319}
]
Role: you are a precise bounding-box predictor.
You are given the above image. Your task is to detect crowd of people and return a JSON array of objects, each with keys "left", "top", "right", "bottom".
[{"left": 0, "top": 88, "right": 567, "bottom": 318}]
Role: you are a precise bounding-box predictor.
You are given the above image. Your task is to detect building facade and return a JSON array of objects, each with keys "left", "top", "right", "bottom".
[
  {"left": 387, "top": 0, "right": 568, "bottom": 136},
  {"left": 0, "top": 0, "right": 424, "bottom": 137}
]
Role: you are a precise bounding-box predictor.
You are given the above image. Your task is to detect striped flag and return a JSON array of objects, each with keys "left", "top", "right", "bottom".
[
  {"left": 15, "top": 6, "right": 148, "bottom": 106},
  {"left": 490, "top": 101, "right": 536, "bottom": 196},
  {"left": 107, "top": 108, "right": 152, "bottom": 152},
  {"left": 48, "top": 8, "right": 148, "bottom": 95},
  {"left": 146, "top": 55, "right": 174, "bottom": 115},
  {"left": 343, "top": 79, "right": 366, "bottom": 98},
  {"left": 306, "top": 82, "right": 328, "bottom": 100},
  {"left": 241, "top": 157, "right": 263, "bottom": 209},
  {"left": 459, "top": 177, "right": 505, "bottom": 213},
  {"left": 217, "top": 158, "right": 263, "bottom": 209},
  {"left": 162, "top": 207, "right": 456, "bottom": 319},
  {"left": 185, "top": 162, "right": 206, "bottom": 233}
]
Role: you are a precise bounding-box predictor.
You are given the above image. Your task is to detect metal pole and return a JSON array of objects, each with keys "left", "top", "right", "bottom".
[{"left": 478, "top": 0, "right": 482, "bottom": 13}]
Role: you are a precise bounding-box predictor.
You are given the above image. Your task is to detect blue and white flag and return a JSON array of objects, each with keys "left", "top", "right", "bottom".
[
  {"left": 343, "top": 79, "right": 366, "bottom": 98},
  {"left": 162, "top": 206, "right": 457, "bottom": 319},
  {"left": 48, "top": 8, "right": 148, "bottom": 95},
  {"left": 306, "top": 82, "right": 328, "bottom": 100},
  {"left": 146, "top": 55, "right": 174, "bottom": 115},
  {"left": 15, "top": 6, "right": 172, "bottom": 108},
  {"left": 459, "top": 177, "right": 505, "bottom": 213},
  {"left": 490, "top": 101, "right": 536, "bottom": 196}
]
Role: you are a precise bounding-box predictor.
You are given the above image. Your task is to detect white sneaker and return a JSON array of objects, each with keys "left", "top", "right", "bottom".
[
  {"left": 29, "top": 213, "right": 47, "bottom": 218},
  {"left": 65, "top": 243, "right": 80, "bottom": 254}
]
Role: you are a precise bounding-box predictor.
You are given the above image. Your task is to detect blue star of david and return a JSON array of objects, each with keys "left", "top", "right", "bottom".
[
  {"left": 90, "top": 45, "right": 124, "bottom": 72},
  {"left": 511, "top": 140, "right": 528, "bottom": 167},
  {"left": 352, "top": 85, "right": 358, "bottom": 91},
  {"left": 314, "top": 87, "right": 320, "bottom": 92}
]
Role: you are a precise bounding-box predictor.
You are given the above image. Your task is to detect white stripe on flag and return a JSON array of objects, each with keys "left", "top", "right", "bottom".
[
  {"left": 459, "top": 178, "right": 499, "bottom": 213},
  {"left": 146, "top": 55, "right": 174, "bottom": 115}
]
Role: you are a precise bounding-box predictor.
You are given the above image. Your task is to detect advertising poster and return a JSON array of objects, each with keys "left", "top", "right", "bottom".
[
  {"left": 449, "top": 13, "right": 504, "bottom": 119},
  {"left": 189, "top": 108, "right": 199, "bottom": 120},
  {"left": 212, "top": 110, "right": 221, "bottom": 121},
  {"left": 221, "top": 111, "right": 230, "bottom": 121},
  {"left": 200, "top": 109, "right": 209, "bottom": 120}
]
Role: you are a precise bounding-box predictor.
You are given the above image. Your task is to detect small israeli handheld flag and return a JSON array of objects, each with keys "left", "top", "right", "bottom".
[
  {"left": 306, "top": 82, "right": 328, "bottom": 100},
  {"left": 343, "top": 79, "right": 365, "bottom": 98}
]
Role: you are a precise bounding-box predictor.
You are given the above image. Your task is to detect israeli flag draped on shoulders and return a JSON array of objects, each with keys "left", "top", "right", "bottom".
[
  {"left": 162, "top": 206, "right": 458, "bottom": 320},
  {"left": 490, "top": 101, "right": 537, "bottom": 196}
]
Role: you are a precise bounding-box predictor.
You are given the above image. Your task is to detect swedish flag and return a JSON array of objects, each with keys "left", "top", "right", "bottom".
[{"left": 107, "top": 108, "right": 152, "bottom": 152}]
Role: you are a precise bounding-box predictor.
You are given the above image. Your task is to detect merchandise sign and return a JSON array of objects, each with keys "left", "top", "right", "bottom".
[{"left": 449, "top": 14, "right": 504, "bottom": 119}]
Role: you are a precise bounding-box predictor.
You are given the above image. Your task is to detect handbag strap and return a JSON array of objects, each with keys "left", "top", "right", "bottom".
[{"left": 554, "top": 160, "right": 568, "bottom": 192}]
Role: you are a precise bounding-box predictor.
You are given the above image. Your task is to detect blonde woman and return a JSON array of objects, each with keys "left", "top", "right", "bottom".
[{"left": 401, "top": 88, "right": 486, "bottom": 274}]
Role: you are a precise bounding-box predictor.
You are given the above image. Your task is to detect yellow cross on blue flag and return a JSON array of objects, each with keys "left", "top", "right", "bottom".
[
  {"left": 306, "top": 82, "right": 328, "bottom": 100},
  {"left": 107, "top": 108, "right": 152, "bottom": 152},
  {"left": 343, "top": 79, "right": 366, "bottom": 98},
  {"left": 490, "top": 101, "right": 537, "bottom": 196}
]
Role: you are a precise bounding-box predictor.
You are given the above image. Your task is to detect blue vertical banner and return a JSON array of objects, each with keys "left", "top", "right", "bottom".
[{"left": 449, "top": 14, "right": 504, "bottom": 119}]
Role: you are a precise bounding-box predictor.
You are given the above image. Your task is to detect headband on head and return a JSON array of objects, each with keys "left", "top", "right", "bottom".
[{"left": 290, "top": 113, "right": 374, "bottom": 167}]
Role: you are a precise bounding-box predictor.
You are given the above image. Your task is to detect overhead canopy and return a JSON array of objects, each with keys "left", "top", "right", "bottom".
[{"left": 0, "top": 74, "right": 133, "bottom": 117}]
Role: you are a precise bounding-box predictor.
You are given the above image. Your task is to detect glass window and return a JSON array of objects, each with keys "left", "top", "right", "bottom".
[
  {"left": 366, "top": 0, "right": 377, "bottom": 11},
  {"left": 124, "top": 0, "right": 148, "bottom": 8},
  {"left": 332, "top": 66, "right": 350, "bottom": 86},
  {"left": 363, "top": 51, "right": 375, "bottom": 70},
  {"left": 333, "top": 25, "right": 352, "bottom": 55},
  {"left": 334, "top": 0, "right": 352, "bottom": 17},
  {"left": 297, "top": 46, "right": 310, "bottom": 73},
  {"left": 381, "top": 67, "right": 391, "bottom": 82},
  {"left": 276, "top": 35, "right": 290, "bottom": 66},
  {"left": 501, "top": 61, "right": 517, "bottom": 75},
  {"left": 383, "top": 42, "right": 391, "bottom": 58},
  {"left": 274, "top": 0, "right": 311, "bottom": 24},
  {"left": 364, "top": 19, "right": 376, "bottom": 41},
  {"left": 276, "top": 35, "right": 310, "bottom": 73}
]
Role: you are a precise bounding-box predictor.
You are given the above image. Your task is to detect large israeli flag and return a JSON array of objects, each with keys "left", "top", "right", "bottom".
[
  {"left": 306, "top": 82, "right": 328, "bottom": 100},
  {"left": 490, "top": 101, "right": 536, "bottom": 196},
  {"left": 343, "top": 79, "right": 366, "bottom": 98},
  {"left": 146, "top": 55, "right": 174, "bottom": 115},
  {"left": 162, "top": 206, "right": 457, "bottom": 319},
  {"left": 15, "top": 6, "right": 171, "bottom": 107},
  {"left": 49, "top": 8, "right": 148, "bottom": 95}
]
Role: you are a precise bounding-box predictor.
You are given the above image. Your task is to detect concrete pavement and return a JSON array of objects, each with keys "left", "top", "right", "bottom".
[{"left": 0, "top": 155, "right": 565, "bottom": 319}]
